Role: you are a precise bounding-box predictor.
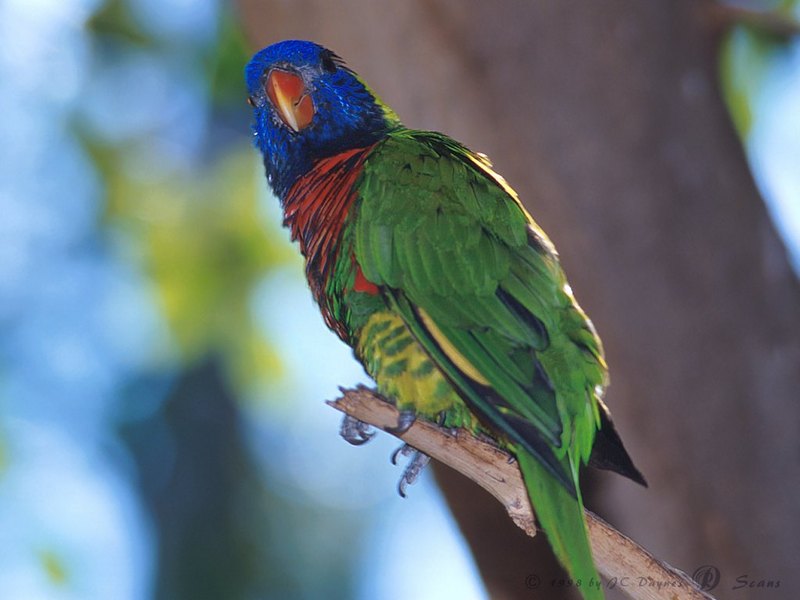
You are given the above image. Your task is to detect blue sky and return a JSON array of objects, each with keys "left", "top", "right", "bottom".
[{"left": 749, "top": 38, "right": 800, "bottom": 272}]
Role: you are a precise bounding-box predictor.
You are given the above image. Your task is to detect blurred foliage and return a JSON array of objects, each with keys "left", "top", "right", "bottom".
[
  {"left": 209, "top": 13, "right": 255, "bottom": 106},
  {"left": 74, "top": 0, "right": 366, "bottom": 598},
  {"left": 719, "top": 0, "right": 800, "bottom": 136},
  {"left": 86, "top": 0, "right": 289, "bottom": 396},
  {"left": 103, "top": 149, "right": 291, "bottom": 391},
  {"left": 88, "top": 0, "right": 154, "bottom": 47},
  {"left": 38, "top": 551, "right": 68, "bottom": 588},
  {"left": 720, "top": 27, "right": 779, "bottom": 136}
]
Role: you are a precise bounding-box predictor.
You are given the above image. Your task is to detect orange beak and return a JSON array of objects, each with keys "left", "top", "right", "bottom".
[{"left": 266, "top": 69, "right": 315, "bottom": 132}]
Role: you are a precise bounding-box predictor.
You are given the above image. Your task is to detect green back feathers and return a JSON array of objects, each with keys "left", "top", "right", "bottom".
[
  {"left": 354, "top": 129, "right": 605, "bottom": 465},
  {"left": 351, "top": 129, "right": 607, "bottom": 598}
]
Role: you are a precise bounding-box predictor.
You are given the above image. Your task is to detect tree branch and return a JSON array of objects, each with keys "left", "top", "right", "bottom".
[{"left": 328, "top": 386, "right": 716, "bottom": 600}]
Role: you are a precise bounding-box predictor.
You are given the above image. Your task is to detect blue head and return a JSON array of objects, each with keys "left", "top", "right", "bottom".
[{"left": 246, "top": 40, "right": 400, "bottom": 198}]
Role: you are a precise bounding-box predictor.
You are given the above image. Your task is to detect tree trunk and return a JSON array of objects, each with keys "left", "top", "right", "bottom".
[{"left": 238, "top": 1, "right": 800, "bottom": 597}]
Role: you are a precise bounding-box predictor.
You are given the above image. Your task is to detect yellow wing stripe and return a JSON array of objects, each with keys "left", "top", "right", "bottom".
[{"left": 418, "top": 309, "right": 490, "bottom": 386}]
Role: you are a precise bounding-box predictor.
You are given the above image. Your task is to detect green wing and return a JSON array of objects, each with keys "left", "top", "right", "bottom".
[
  {"left": 354, "top": 130, "right": 608, "bottom": 597},
  {"left": 354, "top": 129, "right": 605, "bottom": 491}
]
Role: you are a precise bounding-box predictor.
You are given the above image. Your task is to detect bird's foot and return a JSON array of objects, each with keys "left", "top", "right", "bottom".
[
  {"left": 340, "top": 414, "right": 375, "bottom": 446},
  {"left": 436, "top": 411, "right": 460, "bottom": 437},
  {"left": 384, "top": 409, "right": 416, "bottom": 435},
  {"left": 391, "top": 444, "right": 431, "bottom": 498}
]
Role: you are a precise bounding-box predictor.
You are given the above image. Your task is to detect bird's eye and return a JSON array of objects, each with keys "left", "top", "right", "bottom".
[
  {"left": 320, "top": 50, "right": 338, "bottom": 74},
  {"left": 246, "top": 95, "right": 256, "bottom": 107}
]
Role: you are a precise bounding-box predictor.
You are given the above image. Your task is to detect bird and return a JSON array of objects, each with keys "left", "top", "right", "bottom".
[{"left": 245, "top": 40, "right": 645, "bottom": 599}]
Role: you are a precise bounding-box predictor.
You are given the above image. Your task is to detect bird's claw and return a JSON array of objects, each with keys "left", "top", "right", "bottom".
[
  {"left": 391, "top": 444, "right": 431, "bottom": 497},
  {"left": 390, "top": 442, "right": 414, "bottom": 465},
  {"left": 340, "top": 415, "right": 375, "bottom": 446},
  {"left": 384, "top": 410, "right": 416, "bottom": 435}
]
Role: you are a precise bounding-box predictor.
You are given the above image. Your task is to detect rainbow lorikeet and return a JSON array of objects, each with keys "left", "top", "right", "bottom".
[{"left": 246, "top": 40, "right": 645, "bottom": 598}]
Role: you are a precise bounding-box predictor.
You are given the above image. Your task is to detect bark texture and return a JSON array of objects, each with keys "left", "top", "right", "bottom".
[{"left": 238, "top": 1, "right": 800, "bottom": 598}]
